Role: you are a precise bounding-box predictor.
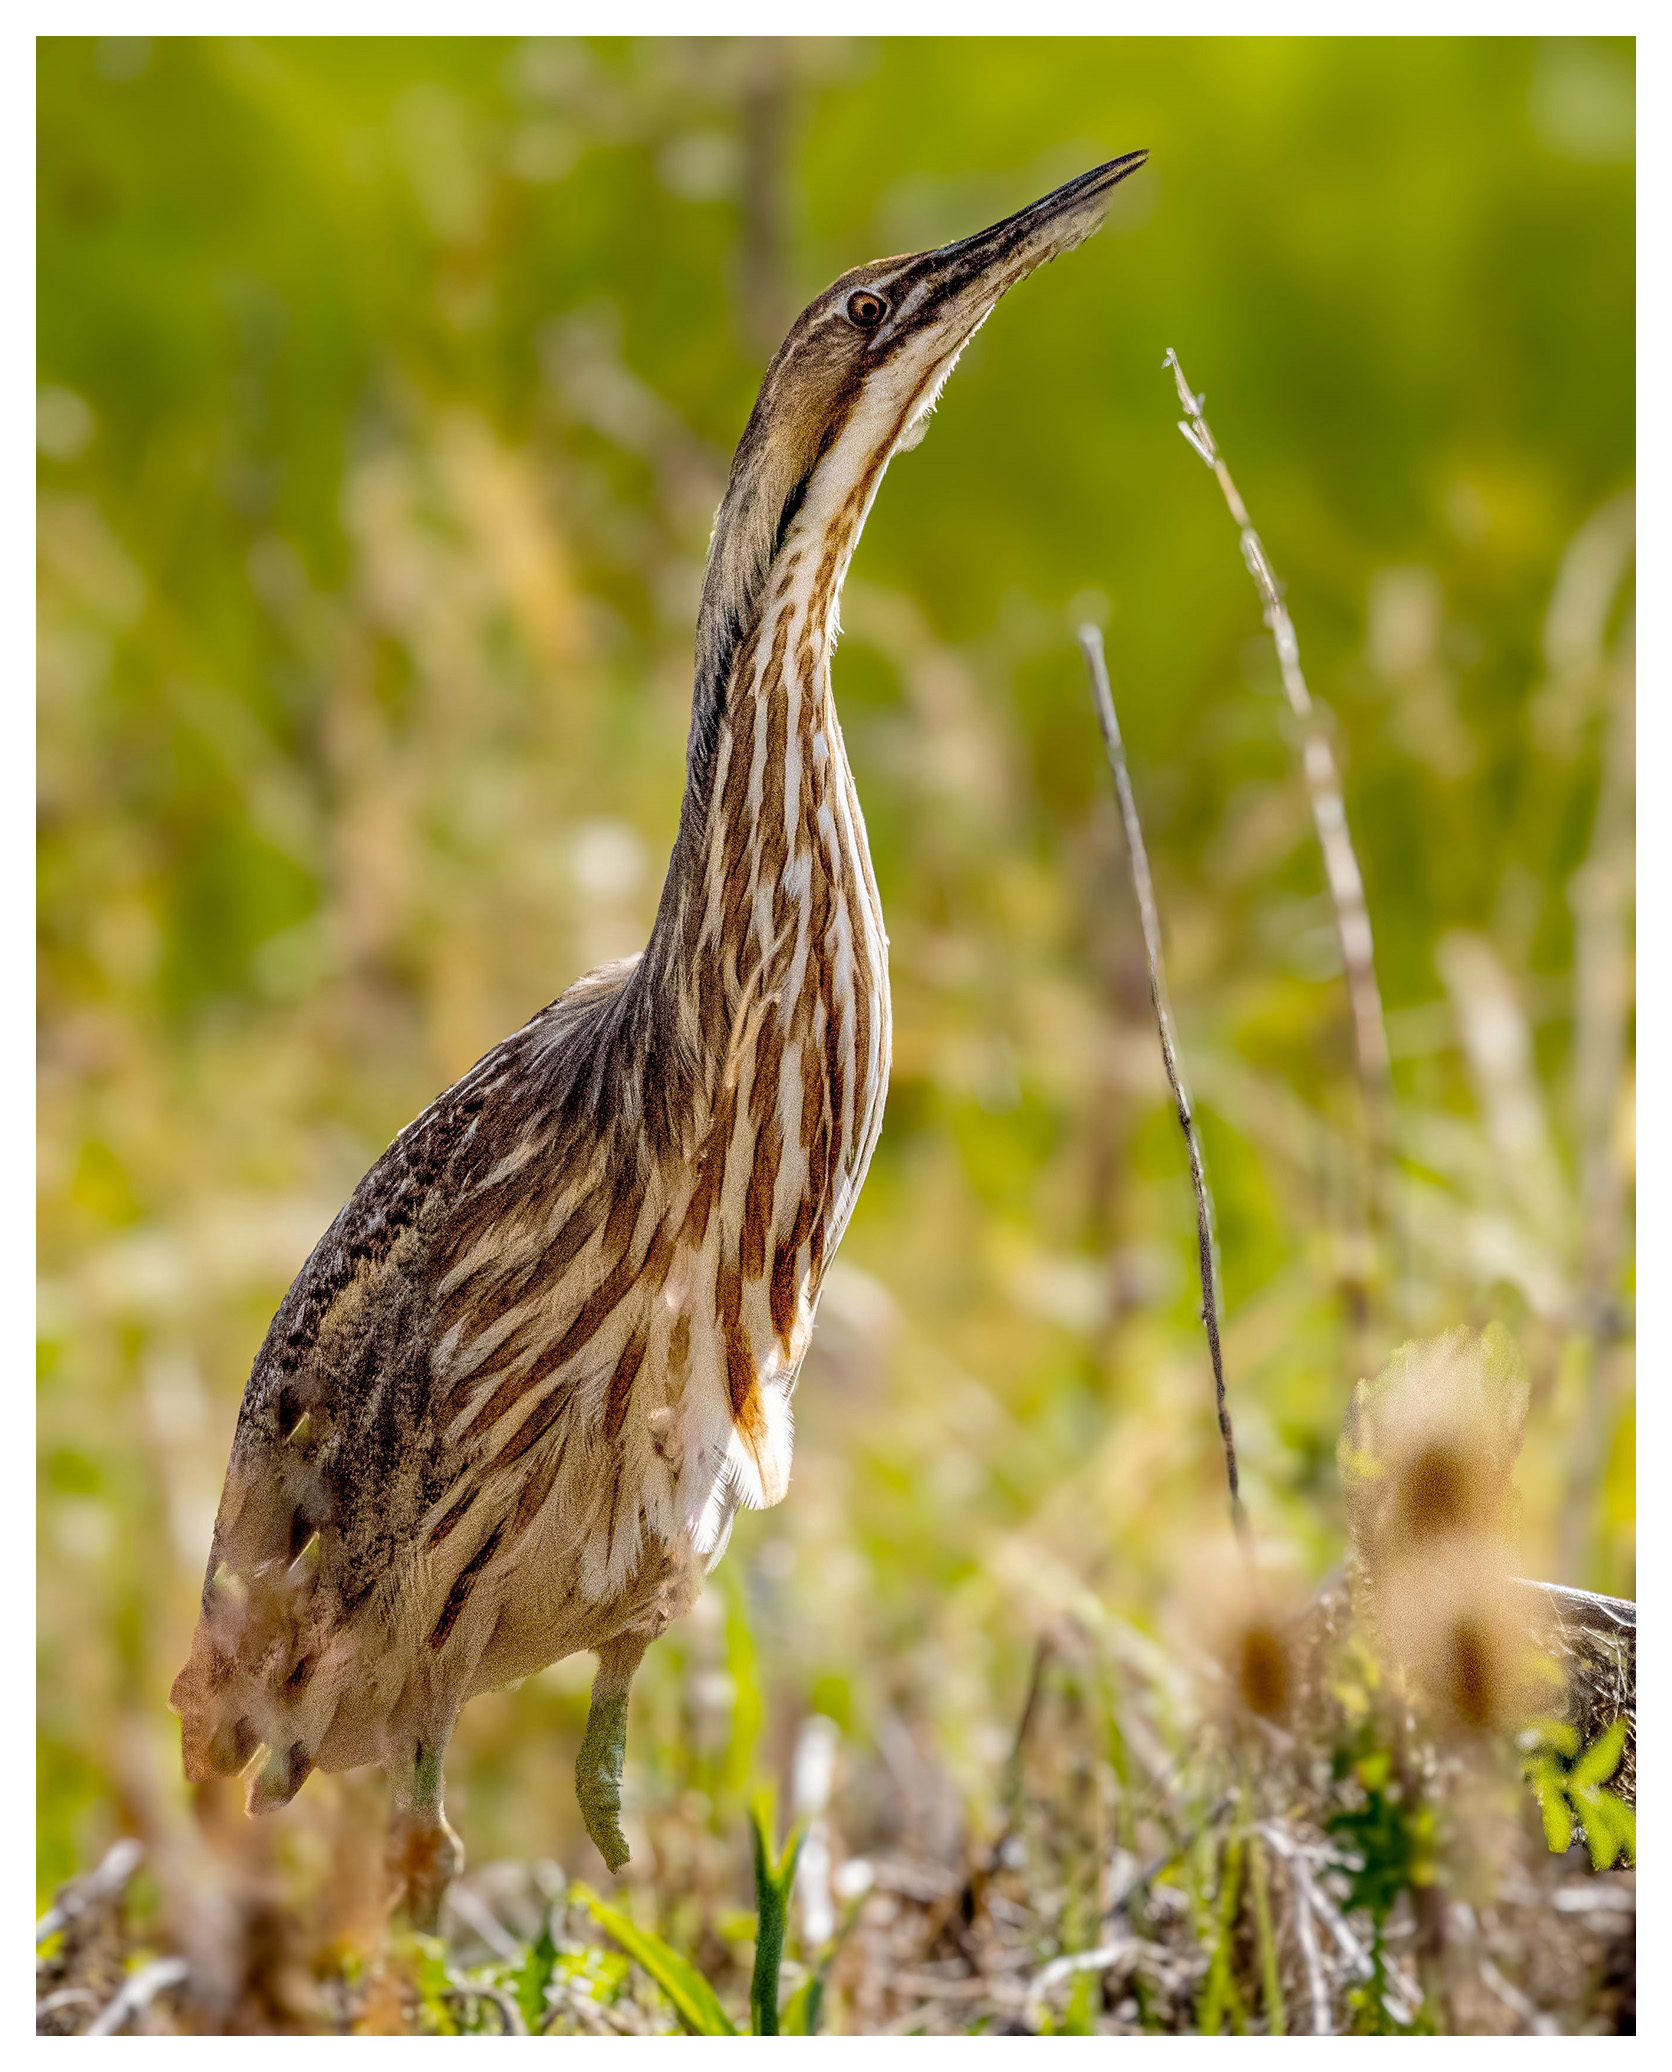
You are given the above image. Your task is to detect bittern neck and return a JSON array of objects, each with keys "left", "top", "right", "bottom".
[{"left": 634, "top": 436, "right": 891, "bottom": 1156}]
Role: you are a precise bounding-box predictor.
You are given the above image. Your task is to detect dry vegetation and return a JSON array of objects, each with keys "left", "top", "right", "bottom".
[{"left": 36, "top": 1557, "right": 1634, "bottom": 2035}]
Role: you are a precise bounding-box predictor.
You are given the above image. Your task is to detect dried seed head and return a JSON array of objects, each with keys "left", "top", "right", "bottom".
[
  {"left": 1176, "top": 1543, "right": 1303, "bottom": 1729},
  {"left": 1396, "top": 1439, "right": 1484, "bottom": 1546},
  {"left": 1372, "top": 1541, "right": 1551, "bottom": 1737},
  {"left": 1237, "top": 1619, "right": 1291, "bottom": 1723},
  {"left": 1339, "top": 1324, "right": 1529, "bottom": 1581},
  {"left": 1445, "top": 1612, "right": 1498, "bottom": 1730}
]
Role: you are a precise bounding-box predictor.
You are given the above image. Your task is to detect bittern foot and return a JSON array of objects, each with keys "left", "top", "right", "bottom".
[
  {"left": 388, "top": 1809, "right": 463, "bottom": 1932},
  {"left": 575, "top": 1687, "right": 631, "bottom": 1873}
]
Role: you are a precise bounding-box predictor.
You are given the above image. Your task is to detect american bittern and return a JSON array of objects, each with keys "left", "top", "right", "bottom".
[{"left": 171, "top": 151, "right": 1147, "bottom": 1924}]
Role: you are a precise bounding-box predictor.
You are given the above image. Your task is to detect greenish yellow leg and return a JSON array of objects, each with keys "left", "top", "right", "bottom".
[{"left": 576, "top": 1633, "right": 647, "bottom": 1874}]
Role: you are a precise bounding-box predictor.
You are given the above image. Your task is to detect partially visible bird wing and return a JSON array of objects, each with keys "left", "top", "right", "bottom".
[{"left": 170, "top": 960, "right": 656, "bottom": 1806}]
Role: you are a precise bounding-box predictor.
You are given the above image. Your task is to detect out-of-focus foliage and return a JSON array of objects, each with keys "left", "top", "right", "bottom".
[
  {"left": 1522, "top": 1716, "right": 1635, "bottom": 1871},
  {"left": 38, "top": 28, "right": 1631, "bottom": 1977}
]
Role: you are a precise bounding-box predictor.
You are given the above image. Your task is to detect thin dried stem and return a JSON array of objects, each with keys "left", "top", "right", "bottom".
[
  {"left": 36, "top": 1836, "right": 145, "bottom": 1944},
  {"left": 1103, "top": 1792, "right": 1234, "bottom": 1929},
  {"left": 1079, "top": 625, "right": 1249, "bottom": 1553},
  {"left": 1258, "top": 1823, "right": 1418, "bottom": 2028},
  {"left": 85, "top": 1957, "right": 189, "bottom": 2038},
  {"left": 1163, "top": 350, "right": 1396, "bottom": 1226},
  {"left": 439, "top": 1983, "right": 530, "bottom": 2036},
  {"left": 1286, "top": 1848, "right": 1331, "bottom": 2036},
  {"left": 1246, "top": 1822, "right": 1287, "bottom": 2035}
]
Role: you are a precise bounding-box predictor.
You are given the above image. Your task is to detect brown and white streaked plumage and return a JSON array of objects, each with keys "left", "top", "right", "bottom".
[{"left": 171, "top": 150, "right": 1147, "bottom": 1918}]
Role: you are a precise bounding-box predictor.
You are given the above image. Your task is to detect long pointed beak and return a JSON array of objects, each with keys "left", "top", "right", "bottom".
[{"left": 890, "top": 151, "right": 1149, "bottom": 338}]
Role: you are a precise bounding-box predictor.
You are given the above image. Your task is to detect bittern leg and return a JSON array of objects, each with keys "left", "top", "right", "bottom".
[
  {"left": 388, "top": 1737, "right": 463, "bottom": 1932},
  {"left": 576, "top": 1630, "right": 649, "bottom": 1874}
]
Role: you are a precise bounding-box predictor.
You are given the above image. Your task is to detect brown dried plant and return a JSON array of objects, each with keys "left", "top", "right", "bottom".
[
  {"left": 1338, "top": 1325, "right": 1528, "bottom": 1573},
  {"left": 1338, "top": 1327, "right": 1549, "bottom": 1732},
  {"left": 1175, "top": 1543, "right": 1305, "bottom": 1731}
]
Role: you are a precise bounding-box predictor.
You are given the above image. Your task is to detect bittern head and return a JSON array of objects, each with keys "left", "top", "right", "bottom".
[{"left": 695, "top": 151, "right": 1149, "bottom": 714}]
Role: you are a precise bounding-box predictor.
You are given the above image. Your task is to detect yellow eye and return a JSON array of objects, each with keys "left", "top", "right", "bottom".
[{"left": 846, "top": 290, "right": 888, "bottom": 330}]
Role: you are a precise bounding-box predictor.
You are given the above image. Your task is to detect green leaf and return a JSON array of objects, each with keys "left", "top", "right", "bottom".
[
  {"left": 399, "top": 1931, "right": 459, "bottom": 2035},
  {"left": 1569, "top": 1717, "right": 1628, "bottom": 1789},
  {"left": 1537, "top": 1786, "right": 1575, "bottom": 1857},
  {"left": 1609, "top": 1798, "right": 1636, "bottom": 1868},
  {"left": 1527, "top": 1717, "right": 1580, "bottom": 1761},
  {"left": 1356, "top": 1751, "right": 1391, "bottom": 1793},
  {"left": 560, "top": 1944, "right": 630, "bottom": 2005},
  {"left": 1574, "top": 1789, "right": 1635, "bottom": 1871},
  {"left": 571, "top": 1883, "right": 737, "bottom": 2036},
  {"left": 514, "top": 1917, "right": 558, "bottom": 2033},
  {"left": 1063, "top": 1968, "right": 1098, "bottom": 2035},
  {"left": 782, "top": 1974, "right": 824, "bottom": 2035}
]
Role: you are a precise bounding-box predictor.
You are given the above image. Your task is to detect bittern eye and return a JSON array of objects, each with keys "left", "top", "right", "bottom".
[{"left": 846, "top": 290, "right": 888, "bottom": 330}]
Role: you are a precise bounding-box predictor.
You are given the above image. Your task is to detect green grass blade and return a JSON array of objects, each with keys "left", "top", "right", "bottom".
[
  {"left": 572, "top": 1883, "right": 737, "bottom": 2035},
  {"left": 514, "top": 1917, "right": 559, "bottom": 2033},
  {"left": 749, "top": 1799, "right": 804, "bottom": 2036},
  {"left": 1247, "top": 1826, "right": 1287, "bottom": 2036},
  {"left": 781, "top": 1975, "right": 824, "bottom": 2035}
]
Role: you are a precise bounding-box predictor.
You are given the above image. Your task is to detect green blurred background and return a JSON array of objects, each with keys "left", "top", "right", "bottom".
[{"left": 38, "top": 36, "right": 1633, "bottom": 1910}]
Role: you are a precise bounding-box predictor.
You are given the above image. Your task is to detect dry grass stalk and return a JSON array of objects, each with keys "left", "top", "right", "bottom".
[
  {"left": 36, "top": 1583, "right": 1634, "bottom": 2034},
  {"left": 36, "top": 1841, "right": 145, "bottom": 2036},
  {"left": 1257, "top": 1822, "right": 1418, "bottom": 2028},
  {"left": 35, "top": 1837, "right": 144, "bottom": 1947},
  {"left": 1078, "top": 625, "right": 1248, "bottom": 1551},
  {"left": 1162, "top": 349, "right": 1395, "bottom": 1206},
  {"left": 85, "top": 1959, "right": 192, "bottom": 2039},
  {"left": 1287, "top": 1850, "right": 1331, "bottom": 2036}
]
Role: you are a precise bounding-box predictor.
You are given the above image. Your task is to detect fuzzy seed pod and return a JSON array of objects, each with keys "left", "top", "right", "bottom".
[
  {"left": 1338, "top": 1324, "right": 1529, "bottom": 1581},
  {"left": 1177, "top": 1544, "right": 1303, "bottom": 1730},
  {"left": 1338, "top": 1325, "right": 1551, "bottom": 1733},
  {"left": 1372, "top": 1544, "right": 1554, "bottom": 1734}
]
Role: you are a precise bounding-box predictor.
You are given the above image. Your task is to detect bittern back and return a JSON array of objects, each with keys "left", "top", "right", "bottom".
[{"left": 172, "top": 150, "right": 1148, "bottom": 1924}]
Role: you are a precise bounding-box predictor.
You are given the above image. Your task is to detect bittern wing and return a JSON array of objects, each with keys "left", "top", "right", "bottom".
[{"left": 170, "top": 958, "right": 686, "bottom": 1802}]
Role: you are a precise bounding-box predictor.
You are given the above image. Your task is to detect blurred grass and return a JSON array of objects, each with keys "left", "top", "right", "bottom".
[{"left": 38, "top": 32, "right": 1632, "bottom": 1928}]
